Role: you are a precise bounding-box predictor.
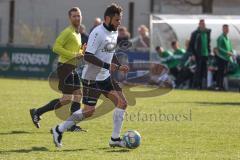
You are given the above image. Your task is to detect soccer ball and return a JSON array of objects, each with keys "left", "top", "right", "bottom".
[{"left": 123, "top": 130, "right": 141, "bottom": 149}]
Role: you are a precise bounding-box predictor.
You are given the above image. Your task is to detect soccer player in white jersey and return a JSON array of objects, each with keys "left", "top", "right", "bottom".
[{"left": 51, "top": 3, "right": 129, "bottom": 148}]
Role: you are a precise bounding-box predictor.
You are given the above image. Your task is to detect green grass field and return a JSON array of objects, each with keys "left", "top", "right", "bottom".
[{"left": 0, "top": 78, "right": 240, "bottom": 160}]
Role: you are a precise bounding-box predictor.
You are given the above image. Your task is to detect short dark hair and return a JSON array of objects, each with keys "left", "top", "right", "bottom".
[
  {"left": 68, "top": 7, "right": 81, "bottom": 17},
  {"left": 104, "top": 3, "right": 122, "bottom": 19},
  {"left": 223, "top": 24, "right": 229, "bottom": 28}
]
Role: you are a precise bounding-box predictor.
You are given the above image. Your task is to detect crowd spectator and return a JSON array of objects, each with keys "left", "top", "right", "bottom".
[
  {"left": 79, "top": 24, "right": 89, "bottom": 45},
  {"left": 156, "top": 46, "right": 179, "bottom": 79},
  {"left": 175, "top": 54, "right": 196, "bottom": 88},
  {"left": 117, "top": 26, "right": 130, "bottom": 44},
  {"left": 178, "top": 39, "right": 192, "bottom": 68},
  {"left": 216, "top": 24, "right": 234, "bottom": 90},
  {"left": 170, "top": 41, "right": 185, "bottom": 78},
  {"left": 131, "top": 25, "right": 150, "bottom": 50},
  {"left": 189, "top": 19, "right": 211, "bottom": 89},
  {"left": 174, "top": 39, "right": 194, "bottom": 88},
  {"left": 89, "top": 17, "right": 102, "bottom": 33}
]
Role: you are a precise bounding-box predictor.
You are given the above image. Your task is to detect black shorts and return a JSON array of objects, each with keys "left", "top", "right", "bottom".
[
  {"left": 57, "top": 63, "right": 80, "bottom": 94},
  {"left": 82, "top": 77, "right": 122, "bottom": 106}
]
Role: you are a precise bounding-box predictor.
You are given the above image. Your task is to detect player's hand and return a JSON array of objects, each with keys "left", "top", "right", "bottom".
[
  {"left": 119, "top": 65, "right": 129, "bottom": 73},
  {"left": 110, "top": 63, "right": 118, "bottom": 72},
  {"left": 81, "top": 43, "right": 87, "bottom": 55},
  {"left": 110, "top": 64, "right": 129, "bottom": 73}
]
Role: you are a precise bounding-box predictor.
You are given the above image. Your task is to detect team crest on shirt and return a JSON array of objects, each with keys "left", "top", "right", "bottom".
[{"left": 102, "top": 42, "right": 117, "bottom": 53}]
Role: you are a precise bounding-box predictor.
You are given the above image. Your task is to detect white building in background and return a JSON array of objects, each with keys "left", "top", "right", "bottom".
[{"left": 0, "top": 0, "right": 240, "bottom": 46}]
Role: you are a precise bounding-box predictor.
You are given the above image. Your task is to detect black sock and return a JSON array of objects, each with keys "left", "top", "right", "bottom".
[
  {"left": 36, "top": 99, "right": 61, "bottom": 116},
  {"left": 70, "top": 102, "right": 80, "bottom": 114},
  {"left": 111, "top": 137, "right": 121, "bottom": 141},
  {"left": 56, "top": 125, "right": 62, "bottom": 134}
]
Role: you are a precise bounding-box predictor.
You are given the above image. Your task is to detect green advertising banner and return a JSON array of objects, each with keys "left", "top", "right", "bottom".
[{"left": 0, "top": 46, "right": 58, "bottom": 78}]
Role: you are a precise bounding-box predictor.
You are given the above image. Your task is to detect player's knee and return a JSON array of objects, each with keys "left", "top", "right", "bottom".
[
  {"left": 72, "top": 90, "right": 82, "bottom": 102},
  {"left": 73, "top": 89, "right": 82, "bottom": 96},
  {"left": 60, "top": 94, "right": 72, "bottom": 104},
  {"left": 82, "top": 105, "right": 95, "bottom": 118},
  {"left": 72, "top": 109, "right": 84, "bottom": 121},
  {"left": 73, "top": 95, "right": 82, "bottom": 102},
  {"left": 118, "top": 99, "right": 128, "bottom": 110},
  {"left": 62, "top": 94, "right": 72, "bottom": 100}
]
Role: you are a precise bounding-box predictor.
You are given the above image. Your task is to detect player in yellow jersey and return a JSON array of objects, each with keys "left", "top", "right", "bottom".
[{"left": 30, "top": 7, "right": 86, "bottom": 132}]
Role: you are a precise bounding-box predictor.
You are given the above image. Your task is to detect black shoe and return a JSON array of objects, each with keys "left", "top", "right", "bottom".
[
  {"left": 215, "top": 87, "right": 225, "bottom": 91},
  {"left": 207, "top": 86, "right": 214, "bottom": 90},
  {"left": 67, "top": 125, "right": 87, "bottom": 132},
  {"left": 29, "top": 108, "right": 41, "bottom": 128},
  {"left": 51, "top": 125, "right": 63, "bottom": 148}
]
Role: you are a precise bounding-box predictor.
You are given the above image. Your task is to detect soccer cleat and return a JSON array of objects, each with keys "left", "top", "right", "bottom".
[
  {"left": 51, "top": 125, "right": 63, "bottom": 148},
  {"left": 67, "top": 125, "right": 88, "bottom": 132},
  {"left": 109, "top": 137, "right": 126, "bottom": 148},
  {"left": 29, "top": 108, "right": 41, "bottom": 128}
]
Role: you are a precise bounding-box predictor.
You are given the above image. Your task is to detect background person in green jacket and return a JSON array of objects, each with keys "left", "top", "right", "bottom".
[
  {"left": 156, "top": 46, "right": 178, "bottom": 79},
  {"left": 175, "top": 54, "right": 196, "bottom": 89},
  {"left": 189, "top": 19, "right": 211, "bottom": 89},
  {"left": 171, "top": 41, "right": 185, "bottom": 78},
  {"left": 30, "top": 7, "right": 86, "bottom": 132},
  {"left": 216, "top": 24, "right": 233, "bottom": 90}
]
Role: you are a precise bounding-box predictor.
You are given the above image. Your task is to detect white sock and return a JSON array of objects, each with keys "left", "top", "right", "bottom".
[
  {"left": 112, "top": 107, "right": 125, "bottom": 139},
  {"left": 58, "top": 108, "right": 84, "bottom": 132},
  {"left": 207, "top": 71, "right": 213, "bottom": 87}
]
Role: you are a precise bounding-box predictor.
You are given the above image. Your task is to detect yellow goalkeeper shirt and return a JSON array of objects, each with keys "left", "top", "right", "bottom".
[{"left": 53, "top": 25, "right": 83, "bottom": 65}]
